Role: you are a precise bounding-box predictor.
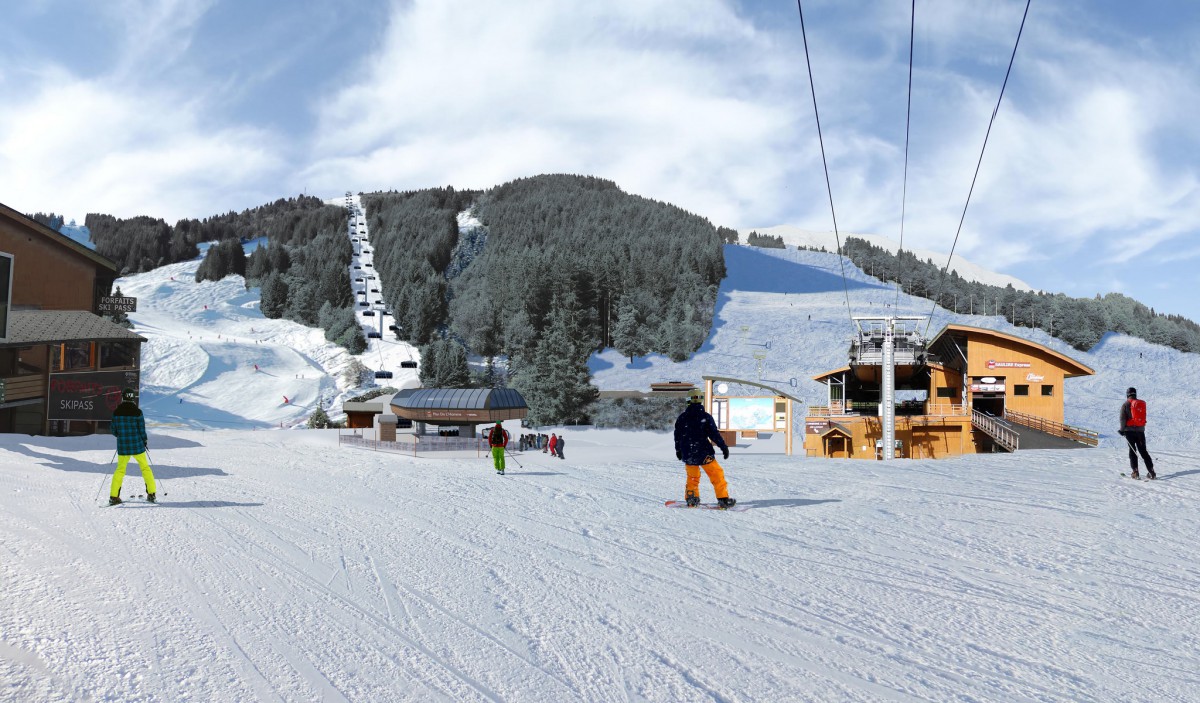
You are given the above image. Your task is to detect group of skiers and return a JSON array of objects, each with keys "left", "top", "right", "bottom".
[{"left": 105, "top": 383, "right": 1154, "bottom": 509}]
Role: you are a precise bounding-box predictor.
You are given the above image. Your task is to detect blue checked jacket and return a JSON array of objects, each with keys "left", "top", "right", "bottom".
[{"left": 111, "top": 403, "right": 148, "bottom": 456}]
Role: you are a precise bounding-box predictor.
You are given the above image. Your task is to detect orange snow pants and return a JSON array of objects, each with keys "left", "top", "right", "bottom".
[{"left": 685, "top": 458, "right": 729, "bottom": 500}]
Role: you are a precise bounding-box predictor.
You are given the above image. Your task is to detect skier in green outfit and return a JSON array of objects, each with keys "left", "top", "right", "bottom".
[{"left": 488, "top": 422, "right": 509, "bottom": 475}]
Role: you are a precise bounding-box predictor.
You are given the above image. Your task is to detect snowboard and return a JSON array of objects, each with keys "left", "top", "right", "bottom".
[{"left": 664, "top": 500, "right": 748, "bottom": 512}]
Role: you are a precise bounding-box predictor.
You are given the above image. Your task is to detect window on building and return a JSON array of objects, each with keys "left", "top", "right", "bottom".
[
  {"left": 1014, "top": 385, "right": 1029, "bottom": 396},
  {"left": 936, "top": 387, "right": 957, "bottom": 398},
  {"left": 52, "top": 342, "right": 92, "bottom": 371},
  {"left": 1042, "top": 385, "right": 1055, "bottom": 397},
  {"left": 99, "top": 342, "right": 136, "bottom": 369}
]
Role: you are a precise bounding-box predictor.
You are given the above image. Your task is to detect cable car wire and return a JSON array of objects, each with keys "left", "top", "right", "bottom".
[
  {"left": 796, "top": 0, "right": 854, "bottom": 324},
  {"left": 894, "top": 0, "right": 915, "bottom": 310},
  {"left": 924, "top": 0, "right": 1032, "bottom": 337}
]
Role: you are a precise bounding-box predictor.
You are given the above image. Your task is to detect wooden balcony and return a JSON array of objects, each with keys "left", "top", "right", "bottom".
[{"left": 1, "top": 375, "right": 45, "bottom": 402}]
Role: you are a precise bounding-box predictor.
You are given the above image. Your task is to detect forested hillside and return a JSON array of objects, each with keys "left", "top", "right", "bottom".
[
  {"left": 85, "top": 196, "right": 361, "bottom": 351},
  {"left": 839, "top": 237, "right": 1200, "bottom": 353},
  {"left": 364, "top": 174, "right": 728, "bottom": 424}
]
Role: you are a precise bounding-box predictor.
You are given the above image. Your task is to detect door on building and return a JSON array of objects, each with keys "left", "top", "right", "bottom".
[{"left": 713, "top": 399, "right": 728, "bottom": 429}]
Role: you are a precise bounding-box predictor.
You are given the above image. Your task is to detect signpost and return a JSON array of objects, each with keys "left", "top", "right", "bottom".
[{"left": 98, "top": 296, "right": 136, "bottom": 313}]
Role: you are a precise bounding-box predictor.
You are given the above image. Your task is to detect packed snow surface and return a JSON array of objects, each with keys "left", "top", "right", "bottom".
[
  {"left": 3, "top": 220, "right": 1200, "bottom": 700},
  {"left": 4, "top": 432, "right": 1200, "bottom": 701}
]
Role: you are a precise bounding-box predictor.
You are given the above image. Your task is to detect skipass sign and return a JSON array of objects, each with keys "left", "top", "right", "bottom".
[{"left": 47, "top": 370, "right": 140, "bottom": 421}]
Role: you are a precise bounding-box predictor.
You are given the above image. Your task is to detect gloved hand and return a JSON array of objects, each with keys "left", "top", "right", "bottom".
[
  {"left": 1118, "top": 429, "right": 1126, "bottom": 436},
  {"left": 675, "top": 450, "right": 682, "bottom": 460},
  {"left": 721, "top": 446, "right": 730, "bottom": 460}
]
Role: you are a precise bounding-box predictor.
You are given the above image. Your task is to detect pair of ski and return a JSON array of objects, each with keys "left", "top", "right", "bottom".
[
  {"left": 663, "top": 500, "right": 748, "bottom": 512},
  {"left": 101, "top": 493, "right": 163, "bottom": 507},
  {"left": 1119, "top": 473, "right": 1156, "bottom": 482}
]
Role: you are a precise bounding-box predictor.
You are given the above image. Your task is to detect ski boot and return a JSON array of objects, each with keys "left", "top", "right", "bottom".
[
  {"left": 147, "top": 493, "right": 156, "bottom": 503},
  {"left": 685, "top": 491, "right": 700, "bottom": 508},
  {"left": 1130, "top": 471, "right": 1140, "bottom": 480},
  {"left": 717, "top": 497, "right": 737, "bottom": 510},
  {"left": 1147, "top": 469, "right": 1157, "bottom": 480},
  {"left": 109, "top": 496, "right": 122, "bottom": 506}
]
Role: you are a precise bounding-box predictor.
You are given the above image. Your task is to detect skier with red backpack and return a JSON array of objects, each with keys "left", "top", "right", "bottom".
[
  {"left": 1119, "top": 387, "right": 1155, "bottom": 479},
  {"left": 488, "top": 422, "right": 510, "bottom": 475}
]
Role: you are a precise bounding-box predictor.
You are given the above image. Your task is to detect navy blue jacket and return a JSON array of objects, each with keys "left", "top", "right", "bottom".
[{"left": 674, "top": 403, "right": 728, "bottom": 465}]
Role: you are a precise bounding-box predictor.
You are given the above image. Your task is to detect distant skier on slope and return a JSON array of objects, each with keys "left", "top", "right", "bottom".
[
  {"left": 109, "top": 388, "right": 157, "bottom": 505},
  {"left": 674, "top": 389, "right": 735, "bottom": 508},
  {"left": 1119, "top": 387, "right": 1155, "bottom": 479},
  {"left": 488, "top": 422, "right": 509, "bottom": 475}
]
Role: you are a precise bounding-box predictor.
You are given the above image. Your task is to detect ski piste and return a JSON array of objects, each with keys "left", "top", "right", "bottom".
[{"left": 664, "top": 500, "right": 748, "bottom": 512}]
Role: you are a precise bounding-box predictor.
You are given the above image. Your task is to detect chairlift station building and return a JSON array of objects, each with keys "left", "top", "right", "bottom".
[{"left": 805, "top": 319, "right": 1096, "bottom": 460}]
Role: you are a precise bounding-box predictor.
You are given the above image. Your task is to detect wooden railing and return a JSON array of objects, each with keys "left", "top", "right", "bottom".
[
  {"left": 972, "top": 410, "right": 1020, "bottom": 452},
  {"left": 807, "top": 403, "right": 967, "bottom": 417},
  {"left": 1, "top": 375, "right": 45, "bottom": 402},
  {"left": 1004, "top": 409, "right": 1100, "bottom": 447}
]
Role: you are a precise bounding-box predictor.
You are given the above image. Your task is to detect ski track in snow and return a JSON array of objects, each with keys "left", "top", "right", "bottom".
[
  {"left": 4, "top": 432, "right": 1200, "bottom": 701},
  {"left": 2, "top": 215, "right": 1200, "bottom": 700}
]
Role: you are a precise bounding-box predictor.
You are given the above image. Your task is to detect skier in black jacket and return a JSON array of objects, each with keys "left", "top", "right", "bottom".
[
  {"left": 674, "top": 390, "right": 735, "bottom": 508},
  {"left": 1119, "top": 387, "right": 1155, "bottom": 479}
]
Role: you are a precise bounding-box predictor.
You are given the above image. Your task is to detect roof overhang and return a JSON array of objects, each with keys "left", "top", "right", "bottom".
[{"left": 927, "top": 324, "right": 1095, "bottom": 378}]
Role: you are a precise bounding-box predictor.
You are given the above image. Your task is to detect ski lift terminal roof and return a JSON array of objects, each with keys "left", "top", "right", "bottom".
[{"left": 390, "top": 388, "right": 528, "bottom": 425}]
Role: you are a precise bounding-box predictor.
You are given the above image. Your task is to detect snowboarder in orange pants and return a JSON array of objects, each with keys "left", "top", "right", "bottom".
[{"left": 674, "top": 390, "right": 735, "bottom": 508}]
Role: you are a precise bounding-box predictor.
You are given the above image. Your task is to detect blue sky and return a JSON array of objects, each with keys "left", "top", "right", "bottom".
[{"left": 2, "top": 0, "right": 1198, "bottom": 323}]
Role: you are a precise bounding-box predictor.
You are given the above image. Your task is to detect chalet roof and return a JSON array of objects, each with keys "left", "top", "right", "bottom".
[
  {"left": 820, "top": 423, "right": 854, "bottom": 438},
  {"left": 927, "top": 324, "right": 1095, "bottom": 378},
  {"left": 393, "top": 388, "right": 528, "bottom": 411},
  {"left": 0, "top": 201, "right": 118, "bottom": 273},
  {"left": 2, "top": 310, "right": 145, "bottom": 346}
]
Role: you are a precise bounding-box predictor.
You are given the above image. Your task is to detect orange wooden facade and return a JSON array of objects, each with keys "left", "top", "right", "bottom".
[{"left": 805, "top": 325, "right": 1094, "bottom": 460}]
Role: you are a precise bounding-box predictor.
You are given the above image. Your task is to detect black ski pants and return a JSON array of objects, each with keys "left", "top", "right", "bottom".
[{"left": 1124, "top": 431, "right": 1154, "bottom": 472}]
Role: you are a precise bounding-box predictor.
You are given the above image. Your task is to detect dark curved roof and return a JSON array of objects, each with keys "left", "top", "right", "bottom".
[{"left": 393, "top": 388, "right": 527, "bottom": 411}]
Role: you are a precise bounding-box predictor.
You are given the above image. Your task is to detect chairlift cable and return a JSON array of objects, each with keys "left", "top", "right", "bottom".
[
  {"left": 894, "top": 0, "right": 915, "bottom": 311},
  {"left": 923, "top": 0, "right": 1032, "bottom": 337},
  {"left": 796, "top": 0, "right": 854, "bottom": 325}
]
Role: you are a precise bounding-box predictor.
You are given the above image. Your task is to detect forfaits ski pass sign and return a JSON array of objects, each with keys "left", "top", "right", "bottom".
[{"left": 47, "top": 370, "right": 139, "bottom": 421}]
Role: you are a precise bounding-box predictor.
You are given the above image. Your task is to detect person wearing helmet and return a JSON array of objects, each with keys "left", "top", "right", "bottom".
[
  {"left": 109, "top": 387, "right": 157, "bottom": 504},
  {"left": 674, "top": 389, "right": 734, "bottom": 508},
  {"left": 488, "top": 422, "right": 510, "bottom": 475},
  {"left": 1119, "top": 387, "right": 1155, "bottom": 479}
]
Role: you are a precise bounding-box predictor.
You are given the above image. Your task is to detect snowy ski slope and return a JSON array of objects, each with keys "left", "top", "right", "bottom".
[{"left": 2, "top": 228, "right": 1199, "bottom": 701}]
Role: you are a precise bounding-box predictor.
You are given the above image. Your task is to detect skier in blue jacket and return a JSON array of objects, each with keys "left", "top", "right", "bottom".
[
  {"left": 109, "top": 387, "right": 156, "bottom": 504},
  {"left": 674, "top": 390, "right": 735, "bottom": 508}
]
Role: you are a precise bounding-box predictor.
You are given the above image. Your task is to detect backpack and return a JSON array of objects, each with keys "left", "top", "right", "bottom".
[
  {"left": 1128, "top": 399, "right": 1147, "bottom": 427},
  {"left": 489, "top": 426, "right": 507, "bottom": 446}
]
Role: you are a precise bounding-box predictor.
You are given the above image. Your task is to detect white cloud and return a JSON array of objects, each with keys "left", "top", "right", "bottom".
[
  {"left": 302, "top": 0, "right": 801, "bottom": 226},
  {"left": 0, "top": 69, "right": 282, "bottom": 221}
]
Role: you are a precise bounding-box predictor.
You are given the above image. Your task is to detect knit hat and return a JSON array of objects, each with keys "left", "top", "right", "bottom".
[
  {"left": 122, "top": 387, "right": 137, "bottom": 402},
  {"left": 1126, "top": 387, "right": 1137, "bottom": 398}
]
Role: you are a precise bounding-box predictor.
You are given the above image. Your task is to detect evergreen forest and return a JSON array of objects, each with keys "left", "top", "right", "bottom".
[
  {"left": 838, "top": 237, "right": 1200, "bottom": 354},
  {"left": 363, "top": 174, "right": 728, "bottom": 424}
]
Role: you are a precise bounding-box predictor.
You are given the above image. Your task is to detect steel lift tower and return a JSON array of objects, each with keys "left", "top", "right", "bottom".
[{"left": 848, "top": 316, "right": 927, "bottom": 460}]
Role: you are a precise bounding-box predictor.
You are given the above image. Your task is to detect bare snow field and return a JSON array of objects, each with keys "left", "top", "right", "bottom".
[
  {"left": 3, "top": 231, "right": 1200, "bottom": 701},
  {"left": 3, "top": 430, "right": 1200, "bottom": 701}
]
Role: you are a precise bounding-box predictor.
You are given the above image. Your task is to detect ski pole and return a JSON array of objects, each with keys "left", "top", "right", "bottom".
[
  {"left": 504, "top": 447, "right": 523, "bottom": 469},
  {"left": 94, "top": 451, "right": 117, "bottom": 504},
  {"left": 146, "top": 450, "right": 168, "bottom": 497}
]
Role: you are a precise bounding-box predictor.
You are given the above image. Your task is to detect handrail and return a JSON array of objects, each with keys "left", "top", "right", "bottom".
[
  {"left": 1004, "top": 409, "right": 1099, "bottom": 447},
  {"left": 972, "top": 410, "right": 1020, "bottom": 452}
]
